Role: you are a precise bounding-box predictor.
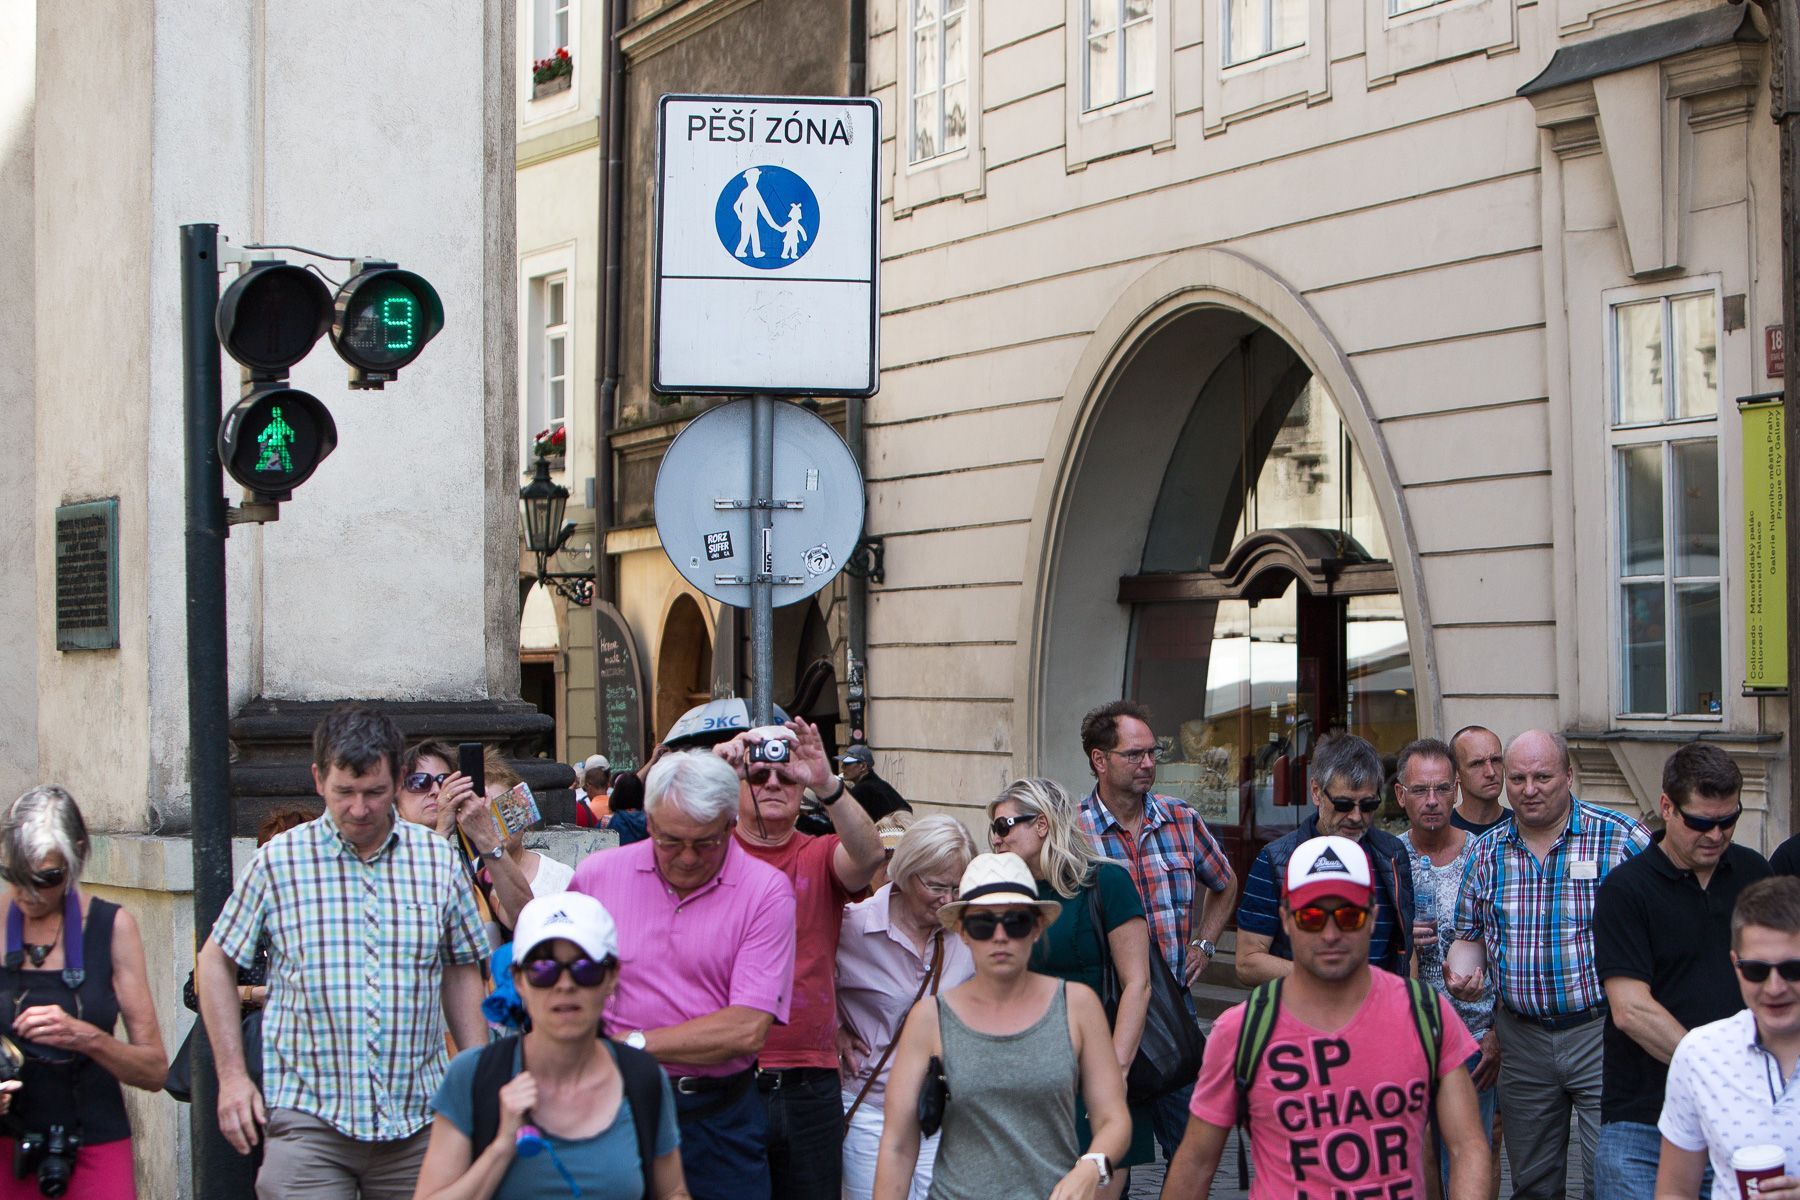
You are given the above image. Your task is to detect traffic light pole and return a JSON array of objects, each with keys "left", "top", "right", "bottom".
[{"left": 180, "top": 223, "right": 256, "bottom": 1199}]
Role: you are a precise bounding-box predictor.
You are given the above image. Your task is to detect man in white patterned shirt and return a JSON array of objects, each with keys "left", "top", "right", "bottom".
[
  {"left": 197, "top": 705, "right": 489, "bottom": 1199},
  {"left": 1655, "top": 876, "right": 1800, "bottom": 1199}
]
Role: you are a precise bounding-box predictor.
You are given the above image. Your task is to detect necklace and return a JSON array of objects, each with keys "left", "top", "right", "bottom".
[{"left": 22, "top": 916, "right": 61, "bottom": 968}]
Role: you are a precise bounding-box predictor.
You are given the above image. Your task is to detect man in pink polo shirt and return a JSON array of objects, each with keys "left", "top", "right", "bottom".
[
  {"left": 714, "top": 717, "right": 885, "bottom": 1200},
  {"left": 569, "top": 749, "right": 796, "bottom": 1200}
]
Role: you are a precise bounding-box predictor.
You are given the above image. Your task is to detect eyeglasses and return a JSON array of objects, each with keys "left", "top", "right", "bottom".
[
  {"left": 1673, "top": 804, "right": 1742, "bottom": 834},
  {"left": 402, "top": 771, "right": 448, "bottom": 793},
  {"left": 1326, "top": 794, "right": 1382, "bottom": 814},
  {"left": 1104, "top": 747, "right": 1160, "bottom": 765},
  {"left": 915, "top": 879, "right": 958, "bottom": 898},
  {"left": 650, "top": 832, "right": 730, "bottom": 854},
  {"left": 1289, "top": 903, "right": 1371, "bottom": 933},
  {"left": 519, "top": 956, "right": 613, "bottom": 989},
  {"left": 961, "top": 910, "right": 1038, "bottom": 941},
  {"left": 990, "top": 814, "right": 1037, "bottom": 839},
  {"left": 1734, "top": 958, "right": 1800, "bottom": 984},
  {"left": 1398, "top": 782, "right": 1455, "bottom": 799}
]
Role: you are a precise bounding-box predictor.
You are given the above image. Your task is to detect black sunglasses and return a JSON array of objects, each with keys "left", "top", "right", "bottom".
[
  {"left": 15, "top": 867, "right": 66, "bottom": 891},
  {"left": 990, "top": 814, "right": 1037, "bottom": 839},
  {"left": 1735, "top": 958, "right": 1800, "bottom": 984},
  {"left": 519, "top": 956, "right": 613, "bottom": 989},
  {"left": 403, "top": 771, "right": 449, "bottom": 793},
  {"left": 1673, "top": 804, "right": 1742, "bottom": 834},
  {"left": 962, "top": 910, "right": 1038, "bottom": 941},
  {"left": 1326, "top": 794, "right": 1382, "bottom": 814}
]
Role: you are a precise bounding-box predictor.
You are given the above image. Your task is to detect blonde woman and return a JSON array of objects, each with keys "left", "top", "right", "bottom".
[
  {"left": 988, "top": 779, "right": 1153, "bottom": 1198},
  {"left": 838, "top": 816, "right": 979, "bottom": 1199}
]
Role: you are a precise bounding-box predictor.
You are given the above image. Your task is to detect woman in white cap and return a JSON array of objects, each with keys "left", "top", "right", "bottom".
[
  {"left": 874, "top": 852, "right": 1130, "bottom": 1200},
  {"left": 414, "top": 893, "right": 690, "bottom": 1200},
  {"left": 988, "top": 778, "right": 1154, "bottom": 1196},
  {"left": 838, "top": 815, "right": 979, "bottom": 1200}
]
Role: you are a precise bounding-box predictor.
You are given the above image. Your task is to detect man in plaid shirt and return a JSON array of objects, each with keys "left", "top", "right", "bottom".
[
  {"left": 1075, "top": 699, "right": 1236, "bottom": 1159},
  {"left": 197, "top": 705, "right": 489, "bottom": 1199},
  {"left": 1446, "top": 728, "right": 1650, "bottom": 1200}
]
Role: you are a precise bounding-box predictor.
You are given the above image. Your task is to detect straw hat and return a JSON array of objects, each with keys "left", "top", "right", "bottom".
[{"left": 937, "top": 852, "right": 1062, "bottom": 926}]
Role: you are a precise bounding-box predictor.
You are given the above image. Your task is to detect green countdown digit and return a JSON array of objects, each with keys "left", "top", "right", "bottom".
[{"left": 381, "top": 294, "right": 417, "bottom": 351}]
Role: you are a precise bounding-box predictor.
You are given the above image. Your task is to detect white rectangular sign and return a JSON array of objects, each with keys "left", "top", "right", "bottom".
[{"left": 654, "top": 94, "right": 880, "bottom": 397}]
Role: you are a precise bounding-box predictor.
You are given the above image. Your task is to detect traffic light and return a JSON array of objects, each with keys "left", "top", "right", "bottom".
[
  {"left": 215, "top": 263, "right": 333, "bottom": 373},
  {"left": 331, "top": 263, "right": 444, "bottom": 389},
  {"left": 218, "top": 386, "right": 338, "bottom": 499}
]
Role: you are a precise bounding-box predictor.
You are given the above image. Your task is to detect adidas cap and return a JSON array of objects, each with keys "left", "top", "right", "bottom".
[
  {"left": 1284, "top": 835, "right": 1373, "bottom": 910},
  {"left": 512, "top": 891, "right": 619, "bottom": 963}
]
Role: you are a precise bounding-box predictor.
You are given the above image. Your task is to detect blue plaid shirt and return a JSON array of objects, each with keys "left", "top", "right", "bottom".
[
  {"left": 1452, "top": 797, "right": 1649, "bottom": 1018},
  {"left": 212, "top": 813, "right": 487, "bottom": 1140}
]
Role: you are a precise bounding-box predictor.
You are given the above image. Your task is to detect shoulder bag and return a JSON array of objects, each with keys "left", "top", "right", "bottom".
[
  {"left": 1086, "top": 876, "right": 1205, "bottom": 1104},
  {"left": 845, "top": 928, "right": 944, "bottom": 1130}
]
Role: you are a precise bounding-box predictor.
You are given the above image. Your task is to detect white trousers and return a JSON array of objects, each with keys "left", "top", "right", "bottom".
[{"left": 841, "top": 1090, "right": 938, "bottom": 1200}]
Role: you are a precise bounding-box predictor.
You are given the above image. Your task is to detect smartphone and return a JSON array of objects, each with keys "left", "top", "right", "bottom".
[{"left": 458, "top": 742, "right": 485, "bottom": 800}]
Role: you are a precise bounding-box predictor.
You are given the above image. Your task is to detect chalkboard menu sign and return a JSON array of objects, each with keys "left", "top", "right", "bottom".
[{"left": 594, "top": 601, "right": 648, "bottom": 772}]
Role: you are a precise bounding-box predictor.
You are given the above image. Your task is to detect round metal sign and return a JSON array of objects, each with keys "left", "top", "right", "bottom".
[{"left": 654, "top": 398, "right": 865, "bottom": 608}]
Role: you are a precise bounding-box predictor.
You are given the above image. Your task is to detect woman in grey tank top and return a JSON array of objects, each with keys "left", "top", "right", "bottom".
[{"left": 872, "top": 853, "right": 1131, "bottom": 1200}]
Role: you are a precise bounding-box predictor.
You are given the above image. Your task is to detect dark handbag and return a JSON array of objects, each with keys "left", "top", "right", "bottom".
[
  {"left": 165, "top": 1007, "right": 263, "bottom": 1104},
  {"left": 1086, "top": 883, "right": 1205, "bottom": 1104},
  {"left": 916, "top": 1052, "right": 950, "bottom": 1136}
]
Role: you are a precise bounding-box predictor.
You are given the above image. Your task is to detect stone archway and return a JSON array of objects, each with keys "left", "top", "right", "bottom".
[
  {"left": 655, "top": 592, "right": 713, "bottom": 741},
  {"left": 1014, "top": 248, "right": 1435, "bottom": 784}
]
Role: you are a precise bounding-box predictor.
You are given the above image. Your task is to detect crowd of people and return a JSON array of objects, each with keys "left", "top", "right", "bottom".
[{"left": 0, "top": 700, "right": 1796, "bottom": 1199}]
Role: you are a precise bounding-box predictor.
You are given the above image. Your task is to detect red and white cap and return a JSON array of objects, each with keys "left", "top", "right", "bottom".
[{"left": 1284, "top": 835, "right": 1373, "bottom": 909}]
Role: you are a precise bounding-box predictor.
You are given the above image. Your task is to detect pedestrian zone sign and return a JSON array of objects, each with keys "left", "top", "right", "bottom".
[{"left": 654, "top": 94, "right": 880, "bottom": 397}]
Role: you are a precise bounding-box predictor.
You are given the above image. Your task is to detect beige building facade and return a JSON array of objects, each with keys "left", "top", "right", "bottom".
[{"left": 860, "top": 0, "right": 1793, "bottom": 863}]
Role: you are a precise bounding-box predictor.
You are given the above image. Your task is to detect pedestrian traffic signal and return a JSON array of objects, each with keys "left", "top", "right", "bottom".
[
  {"left": 218, "top": 385, "right": 338, "bottom": 499},
  {"left": 330, "top": 264, "right": 445, "bottom": 388},
  {"left": 215, "top": 263, "right": 334, "bottom": 375}
]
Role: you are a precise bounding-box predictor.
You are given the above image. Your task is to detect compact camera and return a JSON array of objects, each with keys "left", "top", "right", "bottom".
[
  {"left": 15, "top": 1125, "right": 79, "bottom": 1197},
  {"left": 747, "top": 737, "right": 792, "bottom": 764}
]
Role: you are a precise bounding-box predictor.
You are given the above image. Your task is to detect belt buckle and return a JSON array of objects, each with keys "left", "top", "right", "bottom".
[
  {"left": 757, "top": 1068, "right": 783, "bottom": 1093},
  {"left": 675, "top": 1076, "right": 705, "bottom": 1095}
]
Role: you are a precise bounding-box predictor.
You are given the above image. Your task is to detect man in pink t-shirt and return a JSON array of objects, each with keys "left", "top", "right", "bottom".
[
  {"left": 714, "top": 717, "right": 885, "bottom": 1200},
  {"left": 1165, "top": 836, "right": 1491, "bottom": 1200}
]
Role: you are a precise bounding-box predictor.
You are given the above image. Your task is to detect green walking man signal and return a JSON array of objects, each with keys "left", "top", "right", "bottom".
[{"left": 255, "top": 406, "right": 296, "bottom": 474}]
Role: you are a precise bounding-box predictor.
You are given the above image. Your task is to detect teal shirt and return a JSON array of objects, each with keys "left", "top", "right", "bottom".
[{"left": 1029, "top": 861, "right": 1144, "bottom": 996}]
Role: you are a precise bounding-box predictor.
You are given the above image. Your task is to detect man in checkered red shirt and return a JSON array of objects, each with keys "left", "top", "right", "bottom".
[{"left": 1075, "top": 699, "right": 1237, "bottom": 1161}]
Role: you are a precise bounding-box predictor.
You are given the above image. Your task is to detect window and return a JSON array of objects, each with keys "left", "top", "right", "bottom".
[
  {"left": 1084, "top": 0, "right": 1153, "bottom": 111},
  {"left": 535, "top": 0, "right": 569, "bottom": 59},
  {"left": 1388, "top": 0, "right": 1447, "bottom": 13},
  {"left": 543, "top": 275, "right": 568, "bottom": 431},
  {"left": 1225, "top": 0, "right": 1305, "bottom": 66},
  {"left": 1611, "top": 292, "right": 1721, "bottom": 717},
  {"left": 910, "top": 0, "right": 969, "bottom": 162},
  {"left": 523, "top": 267, "right": 572, "bottom": 458}
]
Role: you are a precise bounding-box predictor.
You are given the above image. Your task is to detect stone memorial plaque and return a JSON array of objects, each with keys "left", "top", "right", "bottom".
[{"left": 54, "top": 499, "right": 119, "bottom": 652}]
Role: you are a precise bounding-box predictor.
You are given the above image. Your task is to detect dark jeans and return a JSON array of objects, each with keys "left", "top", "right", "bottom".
[
  {"left": 675, "top": 1074, "right": 770, "bottom": 1200},
  {"left": 1150, "top": 1079, "right": 1196, "bottom": 1161},
  {"left": 761, "top": 1067, "right": 844, "bottom": 1200}
]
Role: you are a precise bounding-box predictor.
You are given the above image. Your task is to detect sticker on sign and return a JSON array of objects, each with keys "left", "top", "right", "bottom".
[{"left": 654, "top": 95, "right": 880, "bottom": 397}]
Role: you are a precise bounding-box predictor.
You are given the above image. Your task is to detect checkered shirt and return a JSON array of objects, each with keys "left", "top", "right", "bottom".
[
  {"left": 1451, "top": 797, "right": 1649, "bottom": 1019},
  {"left": 212, "top": 813, "right": 487, "bottom": 1140},
  {"left": 1078, "top": 789, "right": 1234, "bottom": 980}
]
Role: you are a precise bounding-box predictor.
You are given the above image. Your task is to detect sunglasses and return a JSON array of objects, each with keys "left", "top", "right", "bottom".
[
  {"left": 403, "top": 771, "right": 449, "bottom": 793},
  {"left": 1735, "top": 958, "right": 1800, "bottom": 984},
  {"left": 1673, "top": 804, "right": 1742, "bottom": 834},
  {"left": 990, "top": 814, "right": 1037, "bottom": 839},
  {"left": 961, "top": 910, "right": 1039, "bottom": 941},
  {"left": 1326, "top": 794, "right": 1382, "bottom": 814},
  {"left": 519, "top": 956, "right": 613, "bottom": 989},
  {"left": 11, "top": 867, "right": 67, "bottom": 891},
  {"left": 1290, "top": 903, "right": 1371, "bottom": 933}
]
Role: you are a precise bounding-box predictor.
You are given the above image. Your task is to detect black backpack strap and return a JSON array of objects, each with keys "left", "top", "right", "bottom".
[
  {"left": 470, "top": 1034, "right": 521, "bottom": 1161},
  {"left": 610, "top": 1039, "right": 665, "bottom": 1196}
]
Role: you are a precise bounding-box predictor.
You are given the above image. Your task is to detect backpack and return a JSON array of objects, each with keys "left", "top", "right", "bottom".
[
  {"left": 1230, "top": 976, "right": 1444, "bottom": 1189},
  {"left": 470, "top": 1034, "right": 665, "bottom": 1195}
]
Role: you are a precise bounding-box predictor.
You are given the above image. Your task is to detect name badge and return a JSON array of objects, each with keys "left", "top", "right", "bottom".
[{"left": 1569, "top": 860, "right": 1598, "bottom": 880}]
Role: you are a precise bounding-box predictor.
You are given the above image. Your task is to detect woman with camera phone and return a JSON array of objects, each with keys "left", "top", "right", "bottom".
[
  {"left": 0, "top": 786, "right": 168, "bottom": 1199},
  {"left": 874, "top": 852, "right": 1129, "bottom": 1200}
]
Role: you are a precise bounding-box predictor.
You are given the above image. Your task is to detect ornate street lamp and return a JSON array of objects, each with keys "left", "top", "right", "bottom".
[{"left": 519, "top": 447, "right": 595, "bottom": 606}]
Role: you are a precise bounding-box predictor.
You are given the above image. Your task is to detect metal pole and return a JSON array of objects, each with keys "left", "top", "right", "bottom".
[
  {"left": 181, "top": 223, "right": 255, "bottom": 1198},
  {"left": 750, "top": 393, "right": 776, "bottom": 725}
]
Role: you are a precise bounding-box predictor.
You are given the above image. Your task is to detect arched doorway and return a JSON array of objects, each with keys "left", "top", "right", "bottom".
[
  {"left": 655, "top": 593, "right": 713, "bottom": 740},
  {"left": 1017, "top": 250, "right": 1432, "bottom": 876}
]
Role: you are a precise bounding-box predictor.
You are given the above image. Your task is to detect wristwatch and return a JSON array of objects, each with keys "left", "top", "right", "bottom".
[
  {"left": 817, "top": 776, "right": 846, "bottom": 806},
  {"left": 483, "top": 843, "right": 505, "bottom": 861},
  {"left": 1081, "top": 1153, "right": 1112, "bottom": 1186},
  {"left": 624, "top": 1030, "right": 647, "bottom": 1050},
  {"left": 1190, "top": 937, "right": 1217, "bottom": 958}
]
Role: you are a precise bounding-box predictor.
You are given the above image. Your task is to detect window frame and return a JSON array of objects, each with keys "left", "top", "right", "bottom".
[
  {"left": 1063, "top": 0, "right": 1172, "bottom": 169},
  {"left": 892, "top": 0, "right": 985, "bottom": 214},
  {"left": 1200, "top": 0, "right": 1326, "bottom": 135},
  {"left": 523, "top": 0, "right": 580, "bottom": 121},
  {"left": 542, "top": 274, "right": 569, "bottom": 432},
  {"left": 519, "top": 247, "right": 578, "bottom": 473},
  {"left": 1222, "top": 0, "right": 1306, "bottom": 69},
  {"left": 908, "top": 0, "right": 972, "bottom": 164},
  {"left": 1083, "top": 0, "right": 1155, "bottom": 113},
  {"left": 1605, "top": 284, "right": 1725, "bottom": 722}
]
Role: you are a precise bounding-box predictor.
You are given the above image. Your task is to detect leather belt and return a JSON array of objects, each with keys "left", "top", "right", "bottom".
[
  {"left": 671, "top": 1066, "right": 755, "bottom": 1096},
  {"left": 1506, "top": 1004, "right": 1607, "bottom": 1031}
]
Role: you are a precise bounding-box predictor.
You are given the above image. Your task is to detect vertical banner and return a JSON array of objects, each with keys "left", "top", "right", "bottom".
[{"left": 1741, "top": 398, "right": 1788, "bottom": 690}]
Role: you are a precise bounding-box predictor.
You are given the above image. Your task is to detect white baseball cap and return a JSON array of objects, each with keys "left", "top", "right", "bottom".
[
  {"left": 1284, "top": 835, "right": 1373, "bottom": 909},
  {"left": 582, "top": 754, "right": 610, "bottom": 772},
  {"left": 512, "top": 892, "right": 619, "bottom": 963}
]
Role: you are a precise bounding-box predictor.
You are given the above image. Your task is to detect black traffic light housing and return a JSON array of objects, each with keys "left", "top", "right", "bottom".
[
  {"left": 331, "top": 262, "right": 445, "bottom": 389},
  {"left": 215, "top": 263, "right": 333, "bottom": 373},
  {"left": 218, "top": 385, "right": 339, "bottom": 501}
]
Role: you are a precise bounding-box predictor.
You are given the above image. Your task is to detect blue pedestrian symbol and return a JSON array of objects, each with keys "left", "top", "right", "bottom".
[{"left": 714, "top": 165, "right": 819, "bottom": 269}]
